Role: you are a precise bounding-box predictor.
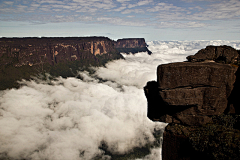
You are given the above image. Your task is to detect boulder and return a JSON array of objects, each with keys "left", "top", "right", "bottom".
[{"left": 155, "top": 62, "right": 237, "bottom": 125}]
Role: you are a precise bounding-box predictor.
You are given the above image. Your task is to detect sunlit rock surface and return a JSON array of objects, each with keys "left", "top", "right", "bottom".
[{"left": 0, "top": 37, "right": 150, "bottom": 90}]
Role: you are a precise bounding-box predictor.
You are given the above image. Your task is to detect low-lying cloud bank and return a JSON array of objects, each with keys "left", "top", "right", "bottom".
[{"left": 0, "top": 40, "right": 240, "bottom": 159}]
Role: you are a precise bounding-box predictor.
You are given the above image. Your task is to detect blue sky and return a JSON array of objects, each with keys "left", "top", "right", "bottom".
[{"left": 0, "top": 0, "right": 240, "bottom": 41}]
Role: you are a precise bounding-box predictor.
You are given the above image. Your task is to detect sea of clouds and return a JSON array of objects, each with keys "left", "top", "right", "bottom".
[{"left": 0, "top": 40, "right": 240, "bottom": 160}]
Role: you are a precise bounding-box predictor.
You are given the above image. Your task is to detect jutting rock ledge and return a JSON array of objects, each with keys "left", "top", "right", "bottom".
[{"left": 144, "top": 45, "right": 240, "bottom": 160}]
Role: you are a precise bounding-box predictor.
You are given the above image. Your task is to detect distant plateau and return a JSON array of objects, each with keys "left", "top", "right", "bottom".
[{"left": 0, "top": 37, "right": 151, "bottom": 90}]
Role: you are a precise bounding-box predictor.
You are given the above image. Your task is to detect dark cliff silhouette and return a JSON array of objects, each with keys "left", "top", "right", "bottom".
[
  {"left": 115, "top": 38, "right": 152, "bottom": 55},
  {"left": 144, "top": 45, "right": 240, "bottom": 160}
]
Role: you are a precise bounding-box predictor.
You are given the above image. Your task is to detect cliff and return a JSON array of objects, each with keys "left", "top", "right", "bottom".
[
  {"left": 0, "top": 37, "right": 149, "bottom": 90},
  {"left": 115, "top": 38, "right": 152, "bottom": 55},
  {"left": 144, "top": 45, "right": 240, "bottom": 160},
  {"left": 0, "top": 37, "right": 118, "bottom": 67}
]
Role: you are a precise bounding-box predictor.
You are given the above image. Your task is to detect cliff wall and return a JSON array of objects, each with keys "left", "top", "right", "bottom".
[
  {"left": 144, "top": 45, "right": 240, "bottom": 160},
  {"left": 0, "top": 37, "right": 150, "bottom": 90},
  {"left": 115, "top": 38, "right": 152, "bottom": 55},
  {"left": 0, "top": 37, "right": 117, "bottom": 67},
  {"left": 115, "top": 38, "right": 146, "bottom": 48}
]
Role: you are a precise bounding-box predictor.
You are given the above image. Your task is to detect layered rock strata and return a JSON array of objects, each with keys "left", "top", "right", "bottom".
[
  {"left": 0, "top": 37, "right": 118, "bottom": 67},
  {"left": 0, "top": 37, "right": 149, "bottom": 90},
  {"left": 157, "top": 62, "right": 237, "bottom": 126},
  {"left": 144, "top": 45, "right": 240, "bottom": 160},
  {"left": 115, "top": 38, "right": 152, "bottom": 55}
]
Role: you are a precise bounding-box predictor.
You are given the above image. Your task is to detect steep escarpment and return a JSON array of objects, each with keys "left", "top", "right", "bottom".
[
  {"left": 0, "top": 37, "right": 150, "bottom": 90},
  {"left": 0, "top": 37, "right": 118, "bottom": 67},
  {"left": 115, "top": 38, "right": 152, "bottom": 55},
  {"left": 144, "top": 45, "right": 240, "bottom": 160}
]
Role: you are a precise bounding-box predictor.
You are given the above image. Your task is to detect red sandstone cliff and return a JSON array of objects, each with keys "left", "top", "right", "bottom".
[
  {"left": 0, "top": 37, "right": 150, "bottom": 90},
  {"left": 0, "top": 37, "right": 117, "bottom": 68}
]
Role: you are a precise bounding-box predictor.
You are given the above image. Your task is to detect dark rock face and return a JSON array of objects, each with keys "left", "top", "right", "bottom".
[
  {"left": 162, "top": 119, "right": 240, "bottom": 160},
  {"left": 144, "top": 45, "right": 240, "bottom": 160},
  {"left": 115, "top": 38, "right": 152, "bottom": 55},
  {"left": 0, "top": 37, "right": 150, "bottom": 90},
  {"left": 157, "top": 62, "right": 237, "bottom": 126},
  {"left": 115, "top": 38, "right": 146, "bottom": 48},
  {"left": 0, "top": 37, "right": 124, "bottom": 90},
  {"left": 0, "top": 37, "right": 118, "bottom": 68},
  {"left": 0, "top": 37, "right": 148, "bottom": 90},
  {"left": 187, "top": 45, "right": 239, "bottom": 64}
]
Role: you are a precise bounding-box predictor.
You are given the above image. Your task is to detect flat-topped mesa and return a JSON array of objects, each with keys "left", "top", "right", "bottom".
[
  {"left": 0, "top": 37, "right": 152, "bottom": 90},
  {"left": 0, "top": 37, "right": 124, "bottom": 90},
  {"left": 0, "top": 37, "right": 118, "bottom": 67},
  {"left": 115, "top": 38, "right": 146, "bottom": 48},
  {"left": 115, "top": 38, "right": 152, "bottom": 55}
]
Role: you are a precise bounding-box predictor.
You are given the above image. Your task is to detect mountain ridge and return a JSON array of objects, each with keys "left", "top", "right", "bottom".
[{"left": 0, "top": 37, "right": 149, "bottom": 90}]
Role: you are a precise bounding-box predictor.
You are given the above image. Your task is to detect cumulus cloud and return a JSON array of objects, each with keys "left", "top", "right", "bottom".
[
  {"left": 96, "top": 16, "right": 146, "bottom": 26},
  {"left": 1, "top": 40, "right": 240, "bottom": 159},
  {"left": 158, "top": 21, "right": 207, "bottom": 28},
  {"left": 3, "top": 1, "right": 14, "bottom": 5},
  {"left": 0, "top": 75, "right": 163, "bottom": 159},
  {"left": 116, "top": 0, "right": 131, "bottom": 3},
  {"left": 189, "top": 0, "right": 240, "bottom": 20},
  {"left": 1, "top": 0, "right": 240, "bottom": 29},
  {"left": 147, "top": 2, "right": 185, "bottom": 12}
]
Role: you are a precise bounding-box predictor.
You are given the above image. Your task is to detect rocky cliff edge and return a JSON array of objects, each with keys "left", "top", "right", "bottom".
[
  {"left": 144, "top": 45, "right": 240, "bottom": 160},
  {"left": 0, "top": 37, "right": 149, "bottom": 90}
]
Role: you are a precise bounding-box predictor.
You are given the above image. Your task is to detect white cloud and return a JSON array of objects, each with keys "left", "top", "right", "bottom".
[
  {"left": 0, "top": 70, "right": 164, "bottom": 159},
  {"left": 121, "top": 8, "right": 144, "bottom": 14},
  {"left": 116, "top": 0, "right": 131, "bottom": 2},
  {"left": 3, "top": 1, "right": 14, "bottom": 5},
  {"left": 1, "top": 40, "right": 240, "bottom": 159},
  {"left": 97, "top": 16, "right": 146, "bottom": 26},
  {"left": 175, "top": 0, "right": 240, "bottom": 21},
  {"left": 1, "top": 0, "right": 240, "bottom": 30},
  {"left": 127, "top": 15, "right": 135, "bottom": 18},
  {"left": 148, "top": 2, "right": 185, "bottom": 12},
  {"left": 126, "top": 0, "right": 153, "bottom": 8},
  {"left": 113, "top": 6, "right": 126, "bottom": 11},
  {"left": 38, "top": 0, "right": 64, "bottom": 4},
  {"left": 137, "top": 0, "right": 153, "bottom": 6},
  {"left": 128, "top": 3, "right": 138, "bottom": 8},
  {"left": 157, "top": 21, "right": 207, "bottom": 28}
]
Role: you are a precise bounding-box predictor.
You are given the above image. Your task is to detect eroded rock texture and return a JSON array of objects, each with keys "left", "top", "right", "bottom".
[
  {"left": 0, "top": 37, "right": 124, "bottom": 90},
  {"left": 144, "top": 45, "right": 240, "bottom": 160},
  {"left": 0, "top": 37, "right": 150, "bottom": 90},
  {"left": 0, "top": 37, "right": 118, "bottom": 67},
  {"left": 187, "top": 45, "right": 239, "bottom": 64},
  {"left": 157, "top": 62, "right": 237, "bottom": 126}
]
